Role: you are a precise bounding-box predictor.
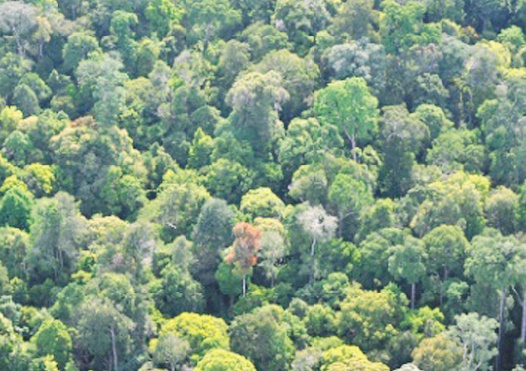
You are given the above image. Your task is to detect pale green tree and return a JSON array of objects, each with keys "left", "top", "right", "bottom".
[{"left": 314, "top": 77, "right": 379, "bottom": 161}]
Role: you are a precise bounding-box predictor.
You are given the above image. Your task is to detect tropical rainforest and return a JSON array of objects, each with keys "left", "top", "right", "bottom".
[{"left": 3, "top": 0, "right": 526, "bottom": 370}]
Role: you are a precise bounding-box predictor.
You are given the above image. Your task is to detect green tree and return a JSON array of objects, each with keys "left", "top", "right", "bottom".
[
  {"left": 215, "top": 262, "right": 243, "bottom": 304},
  {"left": 0, "top": 184, "right": 33, "bottom": 231},
  {"left": 159, "top": 313, "right": 229, "bottom": 360},
  {"left": 378, "top": 105, "right": 429, "bottom": 197},
  {"left": 356, "top": 198, "right": 396, "bottom": 242},
  {"left": 27, "top": 192, "right": 87, "bottom": 284},
  {"left": 320, "top": 345, "right": 389, "bottom": 371},
  {"left": 426, "top": 129, "right": 486, "bottom": 173},
  {"left": 0, "top": 106, "right": 23, "bottom": 144},
  {"left": 446, "top": 313, "right": 499, "bottom": 371},
  {"left": 254, "top": 49, "right": 320, "bottom": 122},
  {"left": 230, "top": 305, "right": 295, "bottom": 371},
  {"left": 0, "top": 53, "right": 31, "bottom": 99},
  {"left": 240, "top": 188, "right": 285, "bottom": 220},
  {"left": 31, "top": 319, "right": 72, "bottom": 369},
  {"left": 3, "top": 131, "right": 32, "bottom": 167},
  {"left": 109, "top": 11, "right": 139, "bottom": 73},
  {"left": 142, "top": 180, "right": 210, "bottom": 241},
  {"left": 239, "top": 22, "right": 290, "bottom": 61},
  {"left": 0, "top": 2, "right": 38, "bottom": 57},
  {"left": 185, "top": 0, "right": 241, "bottom": 50},
  {"left": 62, "top": 32, "right": 101, "bottom": 73},
  {"left": 380, "top": 0, "right": 441, "bottom": 54},
  {"left": 314, "top": 77, "right": 379, "bottom": 161},
  {"left": 76, "top": 297, "right": 135, "bottom": 371},
  {"left": 145, "top": 0, "right": 183, "bottom": 38},
  {"left": 518, "top": 181, "right": 526, "bottom": 231},
  {"left": 338, "top": 284, "right": 407, "bottom": 353},
  {"left": 304, "top": 304, "right": 337, "bottom": 337},
  {"left": 51, "top": 117, "right": 146, "bottom": 217},
  {"left": 152, "top": 262, "right": 205, "bottom": 317},
  {"left": 18, "top": 73, "right": 51, "bottom": 104},
  {"left": 484, "top": 187, "right": 519, "bottom": 235},
  {"left": 194, "top": 349, "right": 257, "bottom": 371},
  {"left": 422, "top": 225, "right": 469, "bottom": 303},
  {"left": 101, "top": 166, "right": 147, "bottom": 220},
  {"left": 0, "top": 226, "right": 29, "bottom": 279},
  {"left": 409, "top": 172, "right": 488, "bottom": 239},
  {"left": 204, "top": 159, "right": 252, "bottom": 204},
  {"left": 288, "top": 164, "right": 329, "bottom": 205},
  {"left": 152, "top": 333, "right": 189, "bottom": 371},
  {"left": 76, "top": 53, "right": 128, "bottom": 125},
  {"left": 216, "top": 40, "right": 250, "bottom": 94},
  {"left": 188, "top": 128, "right": 214, "bottom": 169},
  {"left": 465, "top": 231, "right": 526, "bottom": 370},
  {"left": 328, "top": 172, "right": 373, "bottom": 239},
  {"left": 411, "top": 333, "right": 463, "bottom": 371},
  {"left": 388, "top": 236, "right": 427, "bottom": 309},
  {"left": 13, "top": 84, "right": 40, "bottom": 116},
  {"left": 412, "top": 104, "right": 454, "bottom": 142},
  {"left": 278, "top": 118, "right": 343, "bottom": 181},
  {"left": 225, "top": 71, "right": 289, "bottom": 155},
  {"left": 355, "top": 228, "right": 404, "bottom": 289},
  {"left": 192, "top": 198, "right": 235, "bottom": 286},
  {"left": 330, "top": 0, "right": 376, "bottom": 41},
  {"left": 273, "top": 0, "right": 331, "bottom": 54}
]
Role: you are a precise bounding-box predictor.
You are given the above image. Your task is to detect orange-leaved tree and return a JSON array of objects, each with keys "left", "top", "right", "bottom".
[{"left": 226, "top": 222, "right": 261, "bottom": 296}]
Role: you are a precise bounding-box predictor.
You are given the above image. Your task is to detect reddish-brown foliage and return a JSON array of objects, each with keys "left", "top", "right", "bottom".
[{"left": 226, "top": 222, "right": 261, "bottom": 268}]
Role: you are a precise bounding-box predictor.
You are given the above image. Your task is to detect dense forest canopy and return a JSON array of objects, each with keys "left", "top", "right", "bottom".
[{"left": 3, "top": 0, "right": 526, "bottom": 370}]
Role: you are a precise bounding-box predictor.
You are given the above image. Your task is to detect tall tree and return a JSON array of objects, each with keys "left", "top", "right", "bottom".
[
  {"left": 185, "top": 0, "right": 241, "bottom": 50},
  {"left": 230, "top": 305, "right": 295, "bottom": 371},
  {"left": 422, "top": 225, "right": 470, "bottom": 304},
  {"left": 388, "top": 236, "right": 427, "bottom": 309},
  {"left": 446, "top": 313, "right": 499, "bottom": 371},
  {"left": 465, "top": 231, "right": 526, "bottom": 371},
  {"left": 0, "top": 2, "right": 38, "bottom": 57},
  {"left": 296, "top": 205, "right": 338, "bottom": 282},
  {"left": 27, "top": 192, "right": 87, "bottom": 284},
  {"left": 328, "top": 172, "right": 374, "bottom": 238},
  {"left": 378, "top": 105, "right": 429, "bottom": 197},
  {"left": 256, "top": 218, "right": 289, "bottom": 287},
  {"left": 76, "top": 297, "right": 135, "bottom": 371},
  {"left": 225, "top": 71, "right": 289, "bottom": 155},
  {"left": 225, "top": 222, "right": 262, "bottom": 296},
  {"left": 31, "top": 319, "right": 72, "bottom": 370},
  {"left": 314, "top": 77, "right": 379, "bottom": 161},
  {"left": 192, "top": 198, "right": 235, "bottom": 286},
  {"left": 76, "top": 53, "right": 128, "bottom": 125}
]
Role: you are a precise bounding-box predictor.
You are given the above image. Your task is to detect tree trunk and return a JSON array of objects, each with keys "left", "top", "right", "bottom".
[
  {"left": 351, "top": 134, "right": 357, "bottom": 162},
  {"left": 310, "top": 239, "right": 317, "bottom": 284},
  {"left": 521, "top": 286, "right": 526, "bottom": 344},
  {"left": 496, "top": 287, "right": 507, "bottom": 371},
  {"left": 13, "top": 30, "right": 24, "bottom": 57},
  {"left": 242, "top": 275, "right": 246, "bottom": 297},
  {"left": 204, "top": 24, "right": 211, "bottom": 53},
  {"left": 110, "top": 326, "right": 118, "bottom": 371},
  {"left": 343, "top": 127, "right": 358, "bottom": 162},
  {"left": 411, "top": 283, "right": 416, "bottom": 310}
]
